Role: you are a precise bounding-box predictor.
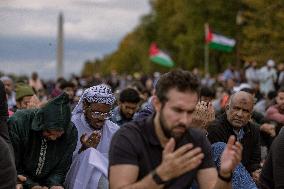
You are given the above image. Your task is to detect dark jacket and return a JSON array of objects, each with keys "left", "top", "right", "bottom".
[
  {"left": 0, "top": 80, "right": 10, "bottom": 143},
  {"left": 260, "top": 128, "right": 284, "bottom": 189},
  {"left": 207, "top": 113, "right": 261, "bottom": 173},
  {"left": 0, "top": 136, "right": 17, "bottom": 189},
  {"left": 8, "top": 93, "right": 78, "bottom": 189},
  {"left": 0, "top": 80, "right": 16, "bottom": 189}
]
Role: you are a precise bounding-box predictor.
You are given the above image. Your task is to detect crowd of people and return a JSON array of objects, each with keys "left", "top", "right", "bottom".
[{"left": 1, "top": 58, "right": 284, "bottom": 189}]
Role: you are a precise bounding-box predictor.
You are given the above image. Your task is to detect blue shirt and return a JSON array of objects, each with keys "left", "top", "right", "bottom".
[{"left": 110, "top": 106, "right": 133, "bottom": 126}]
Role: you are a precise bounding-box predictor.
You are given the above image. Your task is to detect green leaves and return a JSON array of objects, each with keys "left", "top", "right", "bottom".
[{"left": 82, "top": 0, "right": 284, "bottom": 76}]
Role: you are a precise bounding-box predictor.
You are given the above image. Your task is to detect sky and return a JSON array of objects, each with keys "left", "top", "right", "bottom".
[{"left": 0, "top": 0, "right": 151, "bottom": 79}]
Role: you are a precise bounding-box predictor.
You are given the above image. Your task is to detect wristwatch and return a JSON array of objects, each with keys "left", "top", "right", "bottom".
[
  {"left": 218, "top": 171, "right": 232, "bottom": 183},
  {"left": 151, "top": 169, "right": 168, "bottom": 185}
]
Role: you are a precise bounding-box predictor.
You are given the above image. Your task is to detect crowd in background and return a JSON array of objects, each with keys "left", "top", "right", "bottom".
[{"left": 1, "top": 58, "right": 284, "bottom": 189}]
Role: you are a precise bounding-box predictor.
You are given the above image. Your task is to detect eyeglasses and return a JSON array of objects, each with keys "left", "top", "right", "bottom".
[{"left": 88, "top": 107, "right": 112, "bottom": 119}]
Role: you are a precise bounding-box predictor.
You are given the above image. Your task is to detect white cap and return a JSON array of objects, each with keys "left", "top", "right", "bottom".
[
  {"left": 233, "top": 83, "right": 251, "bottom": 93},
  {"left": 267, "top": 59, "right": 275, "bottom": 67}
]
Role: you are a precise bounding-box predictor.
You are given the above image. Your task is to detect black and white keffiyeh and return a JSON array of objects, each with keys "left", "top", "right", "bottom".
[{"left": 72, "top": 84, "right": 115, "bottom": 115}]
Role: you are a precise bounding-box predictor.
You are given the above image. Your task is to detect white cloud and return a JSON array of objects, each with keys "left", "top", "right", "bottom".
[
  {"left": 0, "top": 0, "right": 150, "bottom": 40},
  {"left": 0, "top": 0, "right": 151, "bottom": 79}
]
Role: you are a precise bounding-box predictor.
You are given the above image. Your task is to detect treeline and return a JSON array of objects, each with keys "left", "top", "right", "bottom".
[{"left": 82, "top": 0, "right": 284, "bottom": 76}]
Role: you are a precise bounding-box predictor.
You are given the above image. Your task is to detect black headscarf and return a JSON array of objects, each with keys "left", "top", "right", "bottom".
[
  {"left": 0, "top": 80, "right": 8, "bottom": 119},
  {"left": 0, "top": 80, "right": 10, "bottom": 142}
]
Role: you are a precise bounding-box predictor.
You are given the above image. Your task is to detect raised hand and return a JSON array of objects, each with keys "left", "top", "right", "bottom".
[
  {"left": 220, "top": 135, "right": 243, "bottom": 176},
  {"left": 260, "top": 123, "right": 276, "bottom": 137},
  {"left": 16, "top": 175, "right": 27, "bottom": 189},
  {"left": 31, "top": 186, "right": 43, "bottom": 189},
  {"left": 156, "top": 138, "right": 204, "bottom": 181},
  {"left": 27, "top": 95, "right": 42, "bottom": 109},
  {"left": 192, "top": 101, "right": 215, "bottom": 129},
  {"left": 79, "top": 131, "right": 101, "bottom": 153},
  {"left": 16, "top": 184, "right": 23, "bottom": 189},
  {"left": 50, "top": 186, "right": 64, "bottom": 189}
]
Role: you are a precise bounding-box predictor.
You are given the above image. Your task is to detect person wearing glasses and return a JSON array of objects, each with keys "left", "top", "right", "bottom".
[{"left": 65, "top": 84, "right": 119, "bottom": 189}]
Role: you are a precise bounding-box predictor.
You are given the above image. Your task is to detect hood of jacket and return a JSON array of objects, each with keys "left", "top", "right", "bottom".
[{"left": 31, "top": 92, "right": 71, "bottom": 132}]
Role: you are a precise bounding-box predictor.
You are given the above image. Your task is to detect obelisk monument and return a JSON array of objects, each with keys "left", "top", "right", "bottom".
[{"left": 56, "top": 12, "right": 64, "bottom": 78}]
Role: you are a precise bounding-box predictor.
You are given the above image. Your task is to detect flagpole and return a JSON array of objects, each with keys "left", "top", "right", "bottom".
[{"left": 204, "top": 23, "right": 209, "bottom": 75}]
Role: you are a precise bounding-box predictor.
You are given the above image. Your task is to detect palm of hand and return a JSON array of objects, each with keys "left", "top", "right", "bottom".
[
  {"left": 220, "top": 148, "right": 235, "bottom": 173},
  {"left": 27, "top": 95, "right": 41, "bottom": 108},
  {"left": 50, "top": 186, "right": 64, "bottom": 189},
  {"left": 220, "top": 136, "right": 242, "bottom": 174},
  {"left": 80, "top": 131, "right": 101, "bottom": 149}
]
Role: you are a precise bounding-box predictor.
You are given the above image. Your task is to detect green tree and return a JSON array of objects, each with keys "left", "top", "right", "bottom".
[
  {"left": 84, "top": 0, "right": 246, "bottom": 75},
  {"left": 241, "top": 0, "right": 284, "bottom": 64}
]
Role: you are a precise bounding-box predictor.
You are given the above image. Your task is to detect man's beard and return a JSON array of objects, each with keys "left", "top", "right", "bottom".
[
  {"left": 120, "top": 109, "right": 133, "bottom": 120},
  {"left": 159, "top": 111, "right": 187, "bottom": 142},
  {"left": 278, "top": 104, "right": 284, "bottom": 113}
]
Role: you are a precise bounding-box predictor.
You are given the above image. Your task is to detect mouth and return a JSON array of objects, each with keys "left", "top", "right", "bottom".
[
  {"left": 232, "top": 119, "right": 244, "bottom": 124},
  {"left": 125, "top": 114, "right": 133, "bottom": 118},
  {"left": 92, "top": 120, "right": 104, "bottom": 129},
  {"left": 173, "top": 126, "right": 186, "bottom": 133}
]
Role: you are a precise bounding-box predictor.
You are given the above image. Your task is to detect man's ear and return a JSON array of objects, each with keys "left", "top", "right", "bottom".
[
  {"left": 16, "top": 101, "right": 21, "bottom": 108},
  {"left": 152, "top": 95, "right": 162, "bottom": 112},
  {"left": 225, "top": 104, "right": 230, "bottom": 113},
  {"left": 117, "top": 100, "right": 122, "bottom": 106},
  {"left": 83, "top": 100, "right": 89, "bottom": 111}
]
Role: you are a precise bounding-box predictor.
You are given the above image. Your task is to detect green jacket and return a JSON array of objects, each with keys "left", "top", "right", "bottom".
[{"left": 8, "top": 93, "right": 78, "bottom": 189}]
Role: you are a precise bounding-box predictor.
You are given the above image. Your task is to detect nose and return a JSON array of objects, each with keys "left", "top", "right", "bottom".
[
  {"left": 97, "top": 115, "right": 105, "bottom": 121},
  {"left": 127, "top": 109, "right": 135, "bottom": 115},
  {"left": 236, "top": 109, "right": 243, "bottom": 117},
  {"left": 179, "top": 112, "right": 189, "bottom": 125}
]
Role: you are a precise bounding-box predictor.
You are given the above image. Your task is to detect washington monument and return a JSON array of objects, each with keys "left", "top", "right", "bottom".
[{"left": 56, "top": 12, "right": 64, "bottom": 78}]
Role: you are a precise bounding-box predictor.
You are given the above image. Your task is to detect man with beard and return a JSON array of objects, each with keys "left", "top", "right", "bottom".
[
  {"left": 265, "top": 87, "right": 284, "bottom": 134},
  {"left": 108, "top": 69, "right": 243, "bottom": 189},
  {"left": 111, "top": 88, "right": 141, "bottom": 126},
  {"left": 207, "top": 91, "right": 261, "bottom": 182}
]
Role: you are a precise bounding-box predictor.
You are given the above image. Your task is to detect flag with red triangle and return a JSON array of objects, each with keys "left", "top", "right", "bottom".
[
  {"left": 205, "top": 26, "right": 236, "bottom": 52},
  {"left": 149, "top": 43, "right": 174, "bottom": 68}
]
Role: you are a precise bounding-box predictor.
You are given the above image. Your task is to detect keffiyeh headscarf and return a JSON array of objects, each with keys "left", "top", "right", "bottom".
[{"left": 72, "top": 84, "right": 116, "bottom": 115}]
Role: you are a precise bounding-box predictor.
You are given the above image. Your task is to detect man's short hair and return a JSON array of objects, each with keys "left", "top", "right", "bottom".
[
  {"left": 155, "top": 69, "right": 200, "bottom": 103},
  {"left": 119, "top": 88, "right": 140, "bottom": 104},
  {"left": 200, "top": 86, "right": 215, "bottom": 98},
  {"left": 60, "top": 81, "right": 75, "bottom": 90},
  {"left": 277, "top": 87, "right": 284, "bottom": 94}
]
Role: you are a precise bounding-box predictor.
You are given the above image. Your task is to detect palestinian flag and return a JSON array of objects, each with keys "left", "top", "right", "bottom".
[
  {"left": 149, "top": 43, "right": 174, "bottom": 68},
  {"left": 205, "top": 28, "right": 236, "bottom": 52}
]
